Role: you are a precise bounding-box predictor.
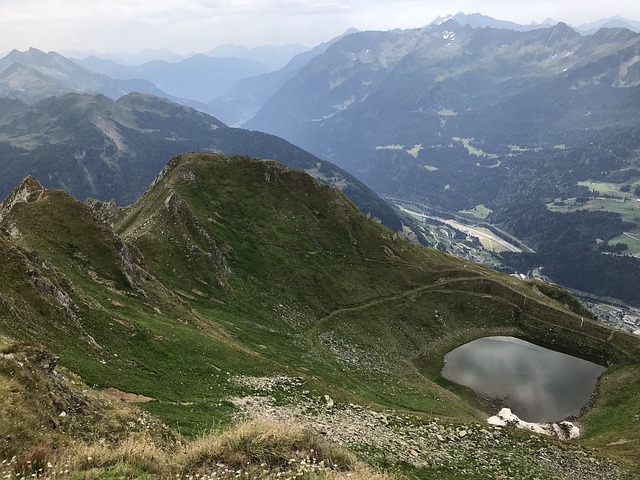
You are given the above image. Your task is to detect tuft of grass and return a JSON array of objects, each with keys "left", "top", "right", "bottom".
[
  {"left": 0, "top": 341, "right": 175, "bottom": 465},
  {"left": 177, "top": 420, "right": 395, "bottom": 479},
  {"left": 181, "top": 420, "right": 354, "bottom": 474},
  {"left": 2, "top": 419, "right": 393, "bottom": 480},
  {"left": 68, "top": 433, "right": 170, "bottom": 476}
]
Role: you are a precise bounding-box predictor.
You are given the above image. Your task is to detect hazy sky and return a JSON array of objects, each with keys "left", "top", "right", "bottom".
[{"left": 1, "top": 0, "right": 638, "bottom": 55}]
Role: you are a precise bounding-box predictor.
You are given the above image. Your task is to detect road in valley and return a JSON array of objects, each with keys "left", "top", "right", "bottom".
[{"left": 398, "top": 206, "right": 525, "bottom": 253}]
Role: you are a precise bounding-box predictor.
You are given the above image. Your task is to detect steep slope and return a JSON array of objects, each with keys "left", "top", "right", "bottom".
[
  {"left": 246, "top": 20, "right": 609, "bottom": 161},
  {"left": 0, "top": 92, "right": 402, "bottom": 229},
  {"left": 208, "top": 29, "right": 359, "bottom": 126},
  {"left": 1, "top": 153, "right": 639, "bottom": 476}
]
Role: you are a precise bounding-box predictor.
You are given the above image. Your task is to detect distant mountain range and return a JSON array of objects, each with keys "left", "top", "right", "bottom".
[
  {"left": 68, "top": 43, "right": 309, "bottom": 70},
  {"left": 576, "top": 16, "right": 640, "bottom": 34},
  {"left": 75, "top": 54, "right": 273, "bottom": 103},
  {"left": 205, "top": 42, "right": 310, "bottom": 70},
  {"left": 63, "top": 47, "right": 185, "bottom": 65},
  {"left": 0, "top": 48, "right": 167, "bottom": 103},
  {"left": 207, "top": 29, "right": 359, "bottom": 126},
  {"left": 430, "top": 12, "right": 557, "bottom": 31},
  {"left": 430, "top": 12, "right": 640, "bottom": 34},
  {"left": 0, "top": 46, "right": 308, "bottom": 110}
]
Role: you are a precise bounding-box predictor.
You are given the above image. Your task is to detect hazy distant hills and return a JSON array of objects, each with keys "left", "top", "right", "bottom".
[
  {"left": 0, "top": 48, "right": 167, "bottom": 103},
  {"left": 208, "top": 29, "right": 358, "bottom": 126},
  {"left": 0, "top": 92, "right": 402, "bottom": 229},
  {"left": 576, "top": 16, "right": 640, "bottom": 34},
  {"left": 63, "top": 47, "right": 185, "bottom": 65},
  {"left": 77, "top": 33, "right": 355, "bottom": 125},
  {"left": 205, "top": 42, "right": 309, "bottom": 70},
  {"left": 76, "top": 54, "right": 274, "bottom": 103},
  {"left": 74, "top": 43, "right": 313, "bottom": 106},
  {"left": 0, "top": 46, "right": 301, "bottom": 112}
]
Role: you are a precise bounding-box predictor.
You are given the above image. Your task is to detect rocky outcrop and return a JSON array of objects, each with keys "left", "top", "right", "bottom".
[
  {"left": 85, "top": 198, "right": 150, "bottom": 291},
  {"left": 113, "top": 236, "right": 148, "bottom": 291},
  {"left": 24, "top": 249, "right": 78, "bottom": 319},
  {"left": 0, "top": 176, "right": 45, "bottom": 225},
  {"left": 488, "top": 408, "right": 580, "bottom": 440},
  {"left": 85, "top": 198, "right": 121, "bottom": 224},
  {"left": 27, "top": 270, "right": 77, "bottom": 318},
  {"left": 1, "top": 342, "right": 59, "bottom": 373},
  {"left": 163, "top": 191, "right": 231, "bottom": 290}
]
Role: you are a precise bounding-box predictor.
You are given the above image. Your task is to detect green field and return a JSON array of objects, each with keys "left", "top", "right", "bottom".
[
  {"left": 548, "top": 197, "right": 640, "bottom": 219},
  {"left": 452, "top": 137, "right": 498, "bottom": 158},
  {"left": 578, "top": 180, "right": 620, "bottom": 195},
  {"left": 476, "top": 229, "right": 509, "bottom": 253},
  {"left": 609, "top": 231, "right": 640, "bottom": 253},
  {"left": 547, "top": 195, "right": 640, "bottom": 253},
  {"left": 459, "top": 204, "right": 492, "bottom": 220}
]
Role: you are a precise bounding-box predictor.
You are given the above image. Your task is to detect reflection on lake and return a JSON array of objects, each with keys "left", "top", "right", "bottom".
[{"left": 441, "top": 336, "right": 606, "bottom": 422}]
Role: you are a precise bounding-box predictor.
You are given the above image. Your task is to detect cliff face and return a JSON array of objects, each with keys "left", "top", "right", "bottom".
[{"left": 0, "top": 176, "right": 45, "bottom": 226}]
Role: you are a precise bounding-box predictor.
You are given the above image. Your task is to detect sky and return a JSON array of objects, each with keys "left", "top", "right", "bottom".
[{"left": 1, "top": 0, "right": 638, "bottom": 55}]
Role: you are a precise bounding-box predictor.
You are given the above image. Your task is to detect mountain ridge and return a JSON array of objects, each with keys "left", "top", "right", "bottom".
[
  {"left": 208, "top": 29, "right": 360, "bottom": 126},
  {"left": 1, "top": 152, "right": 639, "bottom": 477},
  {"left": 0, "top": 91, "right": 404, "bottom": 230}
]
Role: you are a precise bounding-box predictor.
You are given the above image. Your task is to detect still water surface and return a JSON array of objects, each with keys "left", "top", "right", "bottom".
[{"left": 441, "top": 336, "right": 606, "bottom": 422}]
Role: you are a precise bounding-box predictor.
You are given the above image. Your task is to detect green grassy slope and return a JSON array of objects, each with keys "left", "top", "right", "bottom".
[{"left": 1, "top": 152, "right": 639, "bottom": 476}]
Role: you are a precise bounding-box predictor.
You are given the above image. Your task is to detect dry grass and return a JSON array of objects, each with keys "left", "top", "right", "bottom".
[
  {"left": 1, "top": 414, "right": 394, "bottom": 479},
  {"left": 180, "top": 420, "right": 358, "bottom": 477},
  {"left": 0, "top": 341, "right": 394, "bottom": 479},
  {"left": 0, "top": 350, "right": 65, "bottom": 461},
  {"left": 68, "top": 433, "right": 171, "bottom": 475}
]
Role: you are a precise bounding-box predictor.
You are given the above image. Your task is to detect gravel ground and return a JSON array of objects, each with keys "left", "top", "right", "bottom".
[{"left": 229, "top": 376, "right": 636, "bottom": 480}]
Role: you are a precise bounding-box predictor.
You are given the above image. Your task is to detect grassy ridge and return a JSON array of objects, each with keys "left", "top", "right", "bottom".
[{"left": 1, "top": 153, "right": 639, "bottom": 476}]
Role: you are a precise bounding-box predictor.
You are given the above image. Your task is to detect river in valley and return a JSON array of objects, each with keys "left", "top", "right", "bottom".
[{"left": 441, "top": 336, "right": 606, "bottom": 422}]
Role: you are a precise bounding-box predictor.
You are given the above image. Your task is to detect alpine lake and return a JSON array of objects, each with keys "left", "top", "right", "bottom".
[{"left": 441, "top": 336, "right": 606, "bottom": 422}]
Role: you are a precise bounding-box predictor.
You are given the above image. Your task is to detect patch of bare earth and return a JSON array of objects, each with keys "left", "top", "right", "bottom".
[{"left": 102, "top": 387, "right": 153, "bottom": 403}]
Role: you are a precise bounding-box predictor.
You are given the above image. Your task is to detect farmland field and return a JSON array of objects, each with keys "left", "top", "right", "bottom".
[
  {"left": 578, "top": 180, "right": 620, "bottom": 195},
  {"left": 459, "top": 204, "right": 492, "bottom": 220},
  {"left": 547, "top": 195, "right": 640, "bottom": 254},
  {"left": 547, "top": 197, "right": 640, "bottom": 223}
]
